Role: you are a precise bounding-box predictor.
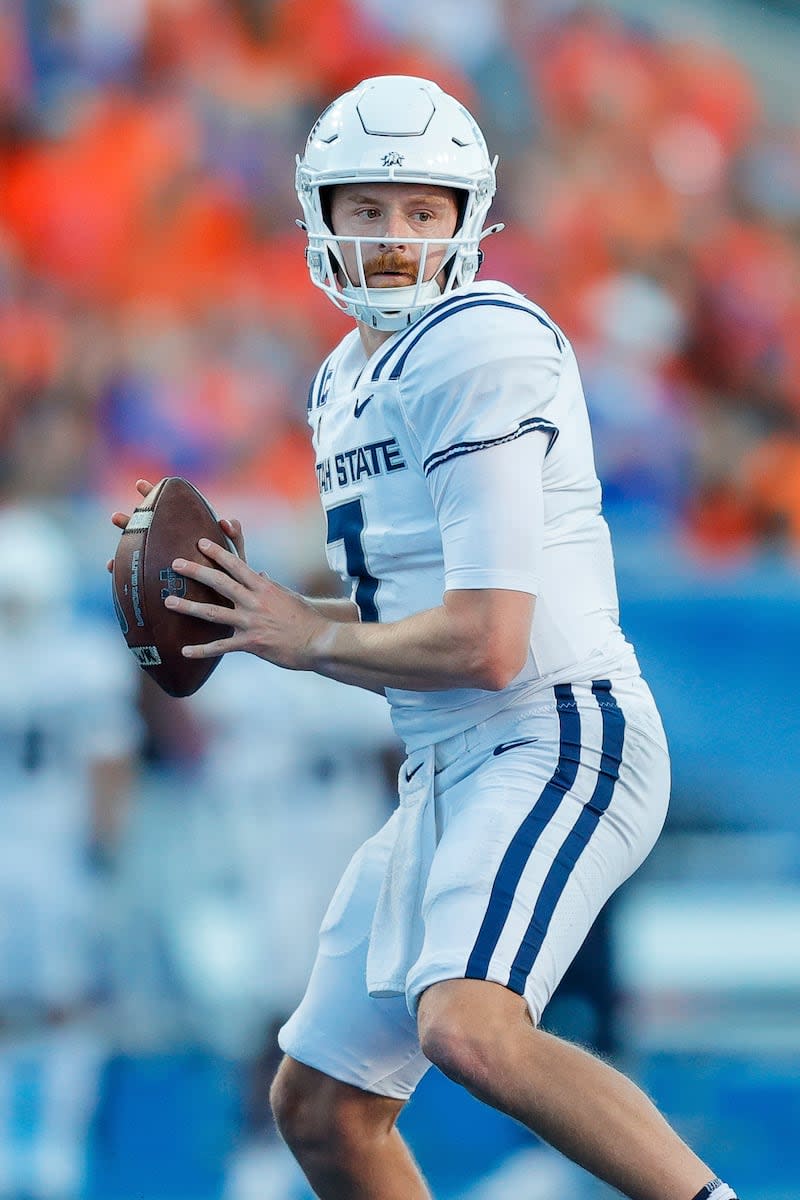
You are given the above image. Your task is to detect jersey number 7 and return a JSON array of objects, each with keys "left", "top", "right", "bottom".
[{"left": 325, "top": 498, "right": 379, "bottom": 622}]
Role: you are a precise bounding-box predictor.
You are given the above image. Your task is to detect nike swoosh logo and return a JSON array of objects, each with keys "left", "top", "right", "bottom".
[
  {"left": 405, "top": 761, "right": 424, "bottom": 782},
  {"left": 493, "top": 737, "right": 539, "bottom": 757},
  {"left": 354, "top": 393, "right": 374, "bottom": 418}
]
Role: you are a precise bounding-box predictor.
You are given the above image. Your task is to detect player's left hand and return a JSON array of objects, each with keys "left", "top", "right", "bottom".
[
  {"left": 165, "top": 538, "right": 329, "bottom": 670},
  {"left": 106, "top": 479, "right": 247, "bottom": 573}
]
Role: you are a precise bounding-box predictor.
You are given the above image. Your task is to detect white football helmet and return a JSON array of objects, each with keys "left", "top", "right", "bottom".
[{"left": 296, "top": 75, "right": 501, "bottom": 331}]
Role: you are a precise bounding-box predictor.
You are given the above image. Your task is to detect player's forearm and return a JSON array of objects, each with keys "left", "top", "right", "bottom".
[
  {"left": 307, "top": 600, "right": 519, "bottom": 693},
  {"left": 303, "top": 596, "right": 360, "bottom": 622}
]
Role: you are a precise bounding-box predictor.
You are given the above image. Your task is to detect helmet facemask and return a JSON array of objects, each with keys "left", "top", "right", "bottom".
[{"left": 296, "top": 76, "right": 502, "bottom": 332}]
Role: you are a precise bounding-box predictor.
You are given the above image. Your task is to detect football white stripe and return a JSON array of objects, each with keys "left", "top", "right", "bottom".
[{"left": 126, "top": 509, "right": 154, "bottom": 532}]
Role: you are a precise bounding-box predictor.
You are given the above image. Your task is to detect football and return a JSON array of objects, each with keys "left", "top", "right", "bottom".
[{"left": 111, "top": 477, "right": 235, "bottom": 697}]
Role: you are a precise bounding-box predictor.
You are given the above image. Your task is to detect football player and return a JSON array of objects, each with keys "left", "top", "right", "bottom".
[{"left": 118, "top": 77, "right": 739, "bottom": 1200}]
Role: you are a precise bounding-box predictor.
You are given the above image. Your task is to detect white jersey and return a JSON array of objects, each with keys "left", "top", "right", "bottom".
[{"left": 307, "top": 280, "right": 639, "bottom": 750}]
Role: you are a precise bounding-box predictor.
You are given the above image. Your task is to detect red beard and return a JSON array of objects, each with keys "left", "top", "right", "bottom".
[{"left": 361, "top": 249, "right": 419, "bottom": 281}]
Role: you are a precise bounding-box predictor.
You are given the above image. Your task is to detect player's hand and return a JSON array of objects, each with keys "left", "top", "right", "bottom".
[
  {"left": 163, "top": 538, "right": 329, "bottom": 670},
  {"left": 106, "top": 479, "right": 155, "bottom": 573},
  {"left": 106, "top": 480, "right": 246, "bottom": 572},
  {"left": 110, "top": 478, "right": 154, "bottom": 533}
]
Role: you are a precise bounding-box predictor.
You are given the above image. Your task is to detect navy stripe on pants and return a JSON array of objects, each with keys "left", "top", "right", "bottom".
[
  {"left": 465, "top": 684, "right": 581, "bottom": 981},
  {"left": 506, "top": 679, "right": 625, "bottom": 995}
]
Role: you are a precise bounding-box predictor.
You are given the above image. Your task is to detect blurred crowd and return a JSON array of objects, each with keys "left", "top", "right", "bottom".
[
  {"left": 0, "top": 0, "right": 799, "bottom": 563},
  {"left": 1, "top": 3, "right": 799, "bottom": 1199}
]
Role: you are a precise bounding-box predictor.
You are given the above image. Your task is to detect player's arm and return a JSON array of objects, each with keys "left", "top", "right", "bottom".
[
  {"left": 303, "top": 597, "right": 360, "bottom": 622},
  {"left": 164, "top": 548, "right": 533, "bottom": 692},
  {"left": 159, "top": 418, "right": 546, "bottom": 690},
  {"left": 164, "top": 421, "right": 544, "bottom": 691},
  {"left": 307, "top": 587, "right": 534, "bottom": 691}
]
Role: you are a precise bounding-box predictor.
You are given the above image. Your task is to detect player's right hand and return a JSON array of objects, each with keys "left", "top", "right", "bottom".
[
  {"left": 107, "top": 479, "right": 246, "bottom": 572},
  {"left": 110, "top": 478, "right": 153, "bottom": 531},
  {"left": 107, "top": 479, "right": 153, "bottom": 573}
]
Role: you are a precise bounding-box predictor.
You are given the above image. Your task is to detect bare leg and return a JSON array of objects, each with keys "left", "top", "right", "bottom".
[
  {"left": 418, "top": 979, "right": 713, "bottom": 1200},
  {"left": 270, "top": 1057, "right": 431, "bottom": 1200}
]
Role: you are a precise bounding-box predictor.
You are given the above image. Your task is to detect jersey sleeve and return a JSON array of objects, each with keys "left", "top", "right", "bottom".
[
  {"left": 395, "top": 298, "right": 564, "bottom": 472},
  {"left": 395, "top": 299, "right": 565, "bottom": 595},
  {"left": 430, "top": 423, "right": 547, "bottom": 593}
]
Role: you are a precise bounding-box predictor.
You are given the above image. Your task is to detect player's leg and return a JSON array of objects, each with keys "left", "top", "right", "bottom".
[
  {"left": 417, "top": 978, "right": 713, "bottom": 1200},
  {"left": 409, "top": 680, "right": 737, "bottom": 1200},
  {"left": 271, "top": 1058, "right": 430, "bottom": 1200},
  {"left": 273, "top": 816, "right": 432, "bottom": 1198}
]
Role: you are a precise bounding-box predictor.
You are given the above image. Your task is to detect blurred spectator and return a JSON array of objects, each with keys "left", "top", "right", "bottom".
[
  {"left": 0, "top": 504, "right": 141, "bottom": 1200},
  {"left": 159, "top": 648, "right": 401, "bottom": 1054},
  {"left": 1, "top": 0, "right": 797, "bottom": 565},
  {"left": 108, "top": 554, "right": 401, "bottom": 1059},
  {"left": 106, "top": 619, "right": 403, "bottom": 1198},
  {"left": 742, "top": 427, "right": 800, "bottom": 553}
]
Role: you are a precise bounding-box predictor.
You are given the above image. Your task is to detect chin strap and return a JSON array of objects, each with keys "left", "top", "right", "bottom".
[
  {"left": 341, "top": 279, "right": 443, "bottom": 331},
  {"left": 341, "top": 279, "right": 441, "bottom": 308}
]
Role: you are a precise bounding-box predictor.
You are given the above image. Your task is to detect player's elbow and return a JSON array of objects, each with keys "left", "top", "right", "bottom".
[
  {"left": 472, "top": 641, "right": 528, "bottom": 691},
  {"left": 447, "top": 590, "right": 533, "bottom": 692}
]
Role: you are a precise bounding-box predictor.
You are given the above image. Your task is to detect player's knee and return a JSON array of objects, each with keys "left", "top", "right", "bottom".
[
  {"left": 418, "top": 1001, "right": 496, "bottom": 1096},
  {"left": 271, "top": 1060, "right": 333, "bottom": 1156},
  {"left": 270, "top": 1057, "right": 400, "bottom": 1165},
  {"left": 418, "top": 980, "right": 533, "bottom": 1098}
]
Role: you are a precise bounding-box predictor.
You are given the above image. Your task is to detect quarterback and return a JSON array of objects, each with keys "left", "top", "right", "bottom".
[{"left": 117, "top": 77, "right": 739, "bottom": 1200}]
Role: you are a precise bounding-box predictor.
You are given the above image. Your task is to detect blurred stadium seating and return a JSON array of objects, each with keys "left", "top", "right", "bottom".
[{"left": 1, "top": 2, "right": 798, "bottom": 1198}]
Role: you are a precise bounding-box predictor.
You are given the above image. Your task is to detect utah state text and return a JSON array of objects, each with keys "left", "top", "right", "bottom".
[{"left": 316, "top": 437, "right": 407, "bottom": 494}]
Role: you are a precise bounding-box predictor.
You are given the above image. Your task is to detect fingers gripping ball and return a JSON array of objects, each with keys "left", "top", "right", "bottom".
[{"left": 111, "top": 478, "right": 235, "bottom": 696}]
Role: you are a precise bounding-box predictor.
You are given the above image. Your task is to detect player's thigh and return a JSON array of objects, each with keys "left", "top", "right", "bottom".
[
  {"left": 407, "top": 686, "right": 669, "bottom": 1023},
  {"left": 278, "top": 814, "right": 430, "bottom": 1101}
]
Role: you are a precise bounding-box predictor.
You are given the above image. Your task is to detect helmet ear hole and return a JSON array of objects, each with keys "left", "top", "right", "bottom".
[
  {"left": 315, "top": 187, "right": 343, "bottom": 280},
  {"left": 454, "top": 189, "right": 468, "bottom": 232},
  {"left": 328, "top": 247, "right": 342, "bottom": 280},
  {"left": 320, "top": 185, "right": 333, "bottom": 232}
]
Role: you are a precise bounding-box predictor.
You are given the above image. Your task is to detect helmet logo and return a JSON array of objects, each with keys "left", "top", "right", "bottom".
[{"left": 381, "top": 152, "right": 405, "bottom": 167}]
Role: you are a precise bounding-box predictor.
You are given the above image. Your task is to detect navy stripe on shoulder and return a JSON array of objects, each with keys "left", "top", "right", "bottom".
[
  {"left": 382, "top": 297, "right": 565, "bottom": 383},
  {"left": 423, "top": 416, "right": 559, "bottom": 476},
  {"left": 370, "top": 290, "right": 514, "bottom": 383}
]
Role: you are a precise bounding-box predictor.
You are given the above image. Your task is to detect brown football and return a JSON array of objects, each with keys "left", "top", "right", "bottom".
[{"left": 111, "top": 477, "right": 235, "bottom": 697}]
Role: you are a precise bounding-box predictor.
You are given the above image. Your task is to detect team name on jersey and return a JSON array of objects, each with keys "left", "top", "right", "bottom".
[{"left": 316, "top": 437, "right": 407, "bottom": 494}]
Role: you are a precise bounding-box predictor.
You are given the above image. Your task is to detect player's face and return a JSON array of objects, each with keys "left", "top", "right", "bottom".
[{"left": 328, "top": 183, "right": 459, "bottom": 289}]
